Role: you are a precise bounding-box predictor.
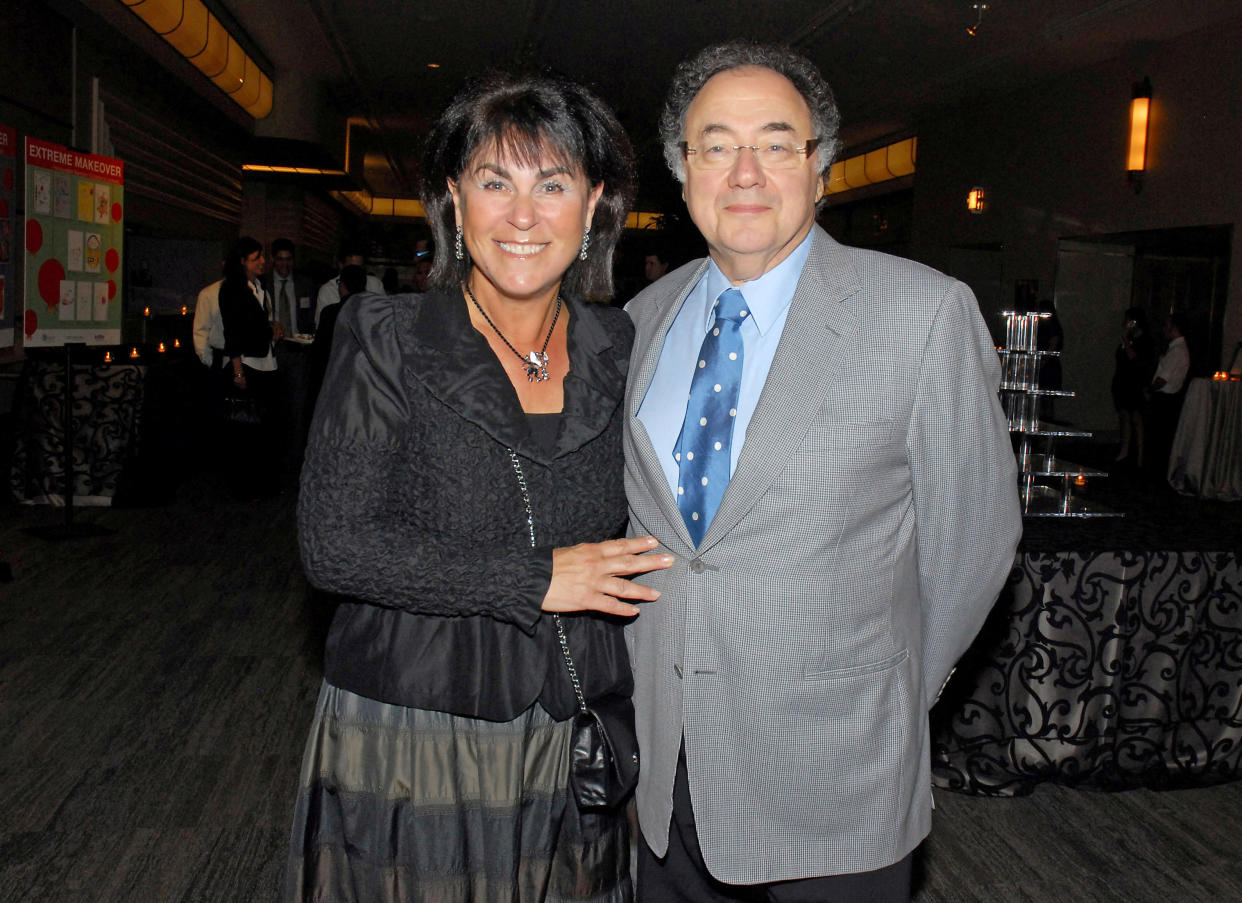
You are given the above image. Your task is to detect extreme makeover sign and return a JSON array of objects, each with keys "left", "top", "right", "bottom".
[{"left": 24, "top": 137, "right": 124, "bottom": 346}]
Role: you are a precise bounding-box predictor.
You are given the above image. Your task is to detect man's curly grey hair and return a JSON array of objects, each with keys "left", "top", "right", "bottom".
[{"left": 660, "top": 41, "right": 842, "bottom": 184}]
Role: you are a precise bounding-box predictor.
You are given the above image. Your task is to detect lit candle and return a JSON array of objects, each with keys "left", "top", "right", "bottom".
[
  {"left": 143, "top": 307, "right": 150, "bottom": 317},
  {"left": 104, "top": 351, "right": 112, "bottom": 363},
  {"left": 130, "top": 347, "right": 140, "bottom": 359},
  {"left": 1074, "top": 473, "right": 1087, "bottom": 487},
  {"left": 158, "top": 342, "right": 166, "bottom": 353},
  {"left": 173, "top": 338, "right": 181, "bottom": 348},
  {"left": 181, "top": 305, "right": 188, "bottom": 316}
]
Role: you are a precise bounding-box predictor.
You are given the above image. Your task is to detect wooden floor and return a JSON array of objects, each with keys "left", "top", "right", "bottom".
[{"left": 2, "top": 473, "right": 1240, "bottom": 903}]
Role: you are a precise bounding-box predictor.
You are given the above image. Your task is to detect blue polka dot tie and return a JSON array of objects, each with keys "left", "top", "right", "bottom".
[{"left": 674, "top": 288, "right": 748, "bottom": 546}]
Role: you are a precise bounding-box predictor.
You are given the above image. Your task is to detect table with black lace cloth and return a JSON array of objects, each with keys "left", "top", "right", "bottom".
[
  {"left": 931, "top": 550, "right": 1242, "bottom": 795},
  {"left": 8, "top": 357, "right": 145, "bottom": 505}
]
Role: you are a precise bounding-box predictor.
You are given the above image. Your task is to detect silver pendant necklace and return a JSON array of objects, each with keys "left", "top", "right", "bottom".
[{"left": 464, "top": 282, "right": 562, "bottom": 382}]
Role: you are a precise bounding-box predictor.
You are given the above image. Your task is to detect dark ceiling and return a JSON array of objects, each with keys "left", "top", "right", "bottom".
[{"left": 190, "top": 0, "right": 1242, "bottom": 205}]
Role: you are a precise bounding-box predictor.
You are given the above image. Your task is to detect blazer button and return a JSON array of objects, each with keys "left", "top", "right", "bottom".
[{"left": 690, "top": 559, "right": 707, "bottom": 574}]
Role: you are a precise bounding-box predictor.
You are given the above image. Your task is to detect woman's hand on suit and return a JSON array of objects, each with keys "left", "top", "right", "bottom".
[{"left": 544, "top": 536, "right": 672, "bottom": 617}]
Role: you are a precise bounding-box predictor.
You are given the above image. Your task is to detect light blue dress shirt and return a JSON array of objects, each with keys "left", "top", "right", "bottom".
[{"left": 637, "top": 231, "right": 814, "bottom": 501}]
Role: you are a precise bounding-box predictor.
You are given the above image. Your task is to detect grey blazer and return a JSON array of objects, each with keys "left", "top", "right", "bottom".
[{"left": 623, "top": 226, "right": 1021, "bottom": 884}]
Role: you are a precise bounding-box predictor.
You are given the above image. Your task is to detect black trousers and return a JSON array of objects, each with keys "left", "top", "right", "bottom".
[
  {"left": 274, "top": 340, "right": 311, "bottom": 463},
  {"left": 221, "top": 365, "right": 284, "bottom": 499},
  {"left": 638, "top": 749, "right": 912, "bottom": 903}
]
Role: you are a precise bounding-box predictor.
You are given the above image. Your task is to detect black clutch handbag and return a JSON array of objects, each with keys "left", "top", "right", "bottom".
[
  {"left": 568, "top": 695, "right": 640, "bottom": 809},
  {"left": 508, "top": 450, "right": 640, "bottom": 810},
  {"left": 559, "top": 629, "right": 640, "bottom": 809},
  {"left": 222, "top": 391, "right": 263, "bottom": 426}
]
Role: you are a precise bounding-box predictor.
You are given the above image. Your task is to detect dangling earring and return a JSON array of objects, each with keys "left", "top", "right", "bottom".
[
  {"left": 454, "top": 225, "right": 464, "bottom": 261},
  {"left": 579, "top": 229, "right": 591, "bottom": 262}
]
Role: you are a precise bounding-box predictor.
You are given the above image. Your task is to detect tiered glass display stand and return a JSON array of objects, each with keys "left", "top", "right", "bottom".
[{"left": 1000, "top": 311, "right": 1122, "bottom": 518}]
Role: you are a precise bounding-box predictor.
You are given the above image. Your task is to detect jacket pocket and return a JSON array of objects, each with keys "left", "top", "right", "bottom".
[{"left": 803, "top": 647, "right": 908, "bottom": 681}]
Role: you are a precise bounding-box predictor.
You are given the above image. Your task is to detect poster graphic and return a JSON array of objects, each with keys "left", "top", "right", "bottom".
[
  {"left": 94, "top": 282, "right": 109, "bottom": 321},
  {"left": 78, "top": 181, "right": 94, "bottom": 221},
  {"left": 53, "top": 172, "right": 71, "bottom": 218},
  {"left": 59, "top": 281, "right": 75, "bottom": 320},
  {"left": 0, "top": 123, "right": 15, "bottom": 348},
  {"left": 67, "top": 230, "right": 83, "bottom": 271},
  {"left": 76, "top": 281, "right": 93, "bottom": 321},
  {"left": 24, "top": 138, "right": 124, "bottom": 346},
  {"left": 33, "top": 169, "right": 51, "bottom": 214},
  {"left": 84, "top": 233, "right": 101, "bottom": 273},
  {"left": 94, "top": 184, "right": 110, "bottom": 224}
]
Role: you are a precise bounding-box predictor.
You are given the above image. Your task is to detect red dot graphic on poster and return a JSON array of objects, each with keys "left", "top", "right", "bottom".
[
  {"left": 38, "top": 258, "right": 66, "bottom": 309},
  {"left": 112, "top": 202, "right": 123, "bottom": 223},
  {"left": 26, "top": 219, "right": 43, "bottom": 255},
  {"left": 105, "top": 248, "right": 119, "bottom": 273},
  {"left": 24, "top": 309, "right": 38, "bottom": 338},
  {"left": 107, "top": 280, "right": 117, "bottom": 300}
]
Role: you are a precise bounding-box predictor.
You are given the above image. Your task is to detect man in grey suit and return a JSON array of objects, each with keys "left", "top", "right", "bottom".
[{"left": 624, "top": 42, "right": 1022, "bottom": 901}]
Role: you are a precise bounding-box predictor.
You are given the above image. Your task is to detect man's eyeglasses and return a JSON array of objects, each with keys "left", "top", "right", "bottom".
[{"left": 681, "top": 138, "right": 819, "bottom": 171}]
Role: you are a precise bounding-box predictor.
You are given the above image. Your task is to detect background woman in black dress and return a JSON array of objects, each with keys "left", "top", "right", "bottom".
[
  {"left": 218, "top": 236, "right": 282, "bottom": 497},
  {"left": 1111, "top": 306, "right": 1155, "bottom": 467}
]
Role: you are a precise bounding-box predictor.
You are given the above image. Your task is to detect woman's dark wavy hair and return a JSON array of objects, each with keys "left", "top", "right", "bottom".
[
  {"left": 420, "top": 72, "right": 635, "bottom": 302},
  {"left": 224, "top": 235, "right": 263, "bottom": 287},
  {"left": 660, "top": 41, "right": 841, "bottom": 185}
]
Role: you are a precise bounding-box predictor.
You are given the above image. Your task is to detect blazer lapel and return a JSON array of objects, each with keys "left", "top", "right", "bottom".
[
  {"left": 627, "top": 261, "right": 708, "bottom": 551},
  {"left": 403, "top": 291, "right": 622, "bottom": 465},
  {"left": 698, "top": 228, "right": 862, "bottom": 551}
]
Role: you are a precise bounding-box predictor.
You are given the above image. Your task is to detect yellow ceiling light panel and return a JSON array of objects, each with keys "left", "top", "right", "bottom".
[
  {"left": 886, "top": 138, "right": 917, "bottom": 177},
  {"left": 123, "top": 0, "right": 181, "bottom": 33},
  {"left": 119, "top": 0, "right": 272, "bottom": 119},
  {"left": 231, "top": 56, "right": 263, "bottom": 109},
  {"left": 209, "top": 35, "right": 247, "bottom": 94},
  {"left": 825, "top": 138, "right": 917, "bottom": 196}
]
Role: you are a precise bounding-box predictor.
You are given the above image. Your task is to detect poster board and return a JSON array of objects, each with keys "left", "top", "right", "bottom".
[
  {"left": 23, "top": 138, "right": 124, "bottom": 347},
  {"left": 0, "top": 125, "right": 16, "bottom": 348}
]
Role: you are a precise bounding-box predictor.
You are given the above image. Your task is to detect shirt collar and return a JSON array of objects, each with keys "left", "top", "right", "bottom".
[{"left": 699, "top": 229, "right": 814, "bottom": 337}]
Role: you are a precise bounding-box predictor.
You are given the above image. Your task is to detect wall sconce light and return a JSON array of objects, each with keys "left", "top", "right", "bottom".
[
  {"left": 1127, "top": 77, "right": 1152, "bottom": 192},
  {"left": 967, "top": 187, "right": 987, "bottom": 213}
]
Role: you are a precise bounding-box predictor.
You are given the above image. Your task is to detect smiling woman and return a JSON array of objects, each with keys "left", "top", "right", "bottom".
[
  {"left": 283, "top": 74, "right": 668, "bottom": 903},
  {"left": 423, "top": 73, "right": 635, "bottom": 304},
  {"left": 449, "top": 157, "right": 603, "bottom": 309}
]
